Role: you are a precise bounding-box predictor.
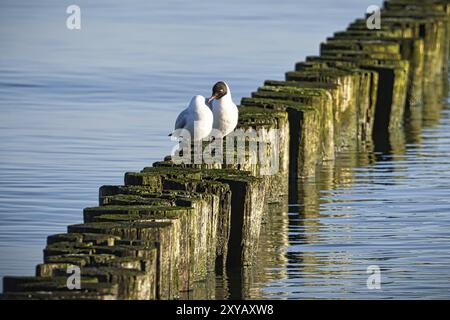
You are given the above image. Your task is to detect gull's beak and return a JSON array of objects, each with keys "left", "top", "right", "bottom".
[{"left": 207, "top": 94, "right": 218, "bottom": 105}]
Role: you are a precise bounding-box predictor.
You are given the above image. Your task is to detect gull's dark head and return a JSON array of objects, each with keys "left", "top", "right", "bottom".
[{"left": 207, "top": 81, "right": 228, "bottom": 104}]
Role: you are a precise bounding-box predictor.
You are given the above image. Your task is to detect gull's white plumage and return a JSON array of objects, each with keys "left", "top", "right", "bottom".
[
  {"left": 211, "top": 82, "right": 239, "bottom": 137},
  {"left": 171, "top": 95, "right": 213, "bottom": 141}
]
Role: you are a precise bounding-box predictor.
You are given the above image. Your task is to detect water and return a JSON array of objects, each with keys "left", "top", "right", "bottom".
[
  {"left": 1, "top": 0, "right": 450, "bottom": 299},
  {"left": 246, "top": 102, "right": 450, "bottom": 299}
]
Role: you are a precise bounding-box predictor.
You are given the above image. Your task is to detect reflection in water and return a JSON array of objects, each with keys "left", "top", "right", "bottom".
[
  {"left": 1, "top": 0, "right": 449, "bottom": 299},
  {"left": 205, "top": 73, "right": 450, "bottom": 299},
  {"left": 0, "top": 0, "right": 385, "bottom": 292},
  {"left": 200, "top": 203, "right": 290, "bottom": 300}
]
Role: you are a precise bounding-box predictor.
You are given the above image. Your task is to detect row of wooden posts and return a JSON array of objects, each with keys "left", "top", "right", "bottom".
[{"left": 1, "top": 0, "right": 449, "bottom": 299}]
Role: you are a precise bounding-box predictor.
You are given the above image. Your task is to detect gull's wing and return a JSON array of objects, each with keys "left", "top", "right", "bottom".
[{"left": 174, "top": 108, "right": 189, "bottom": 130}]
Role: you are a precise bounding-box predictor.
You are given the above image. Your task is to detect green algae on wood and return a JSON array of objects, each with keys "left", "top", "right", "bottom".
[
  {"left": 1, "top": 0, "right": 449, "bottom": 301},
  {"left": 286, "top": 67, "right": 360, "bottom": 151},
  {"left": 240, "top": 97, "right": 321, "bottom": 179}
]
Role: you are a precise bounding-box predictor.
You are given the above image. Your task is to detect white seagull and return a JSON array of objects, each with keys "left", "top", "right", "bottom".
[
  {"left": 169, "top": 95, "right": 213, "bottom": 141},
  {"left": 207, "top": 81, "right": 239, "bottom": 137}
]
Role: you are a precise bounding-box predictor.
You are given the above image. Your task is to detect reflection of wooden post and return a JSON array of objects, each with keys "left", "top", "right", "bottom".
[
  {"left": 232, "top": 201, "right": 290, "bottom": 299},
  {"left": 2, "top": 0, "right": 450, "bottom": 300},
  {"left": 423, "top": 78, "right": 447, "bottom": 128}
]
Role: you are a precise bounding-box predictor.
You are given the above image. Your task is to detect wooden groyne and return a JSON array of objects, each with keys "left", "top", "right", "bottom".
[{"left": 1, "top": 0, "right": 449, "bottom": 300}]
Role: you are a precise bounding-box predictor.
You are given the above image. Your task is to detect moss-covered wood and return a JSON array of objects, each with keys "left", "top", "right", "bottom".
[{"left": 1, "top": 0, "right": 448, "bottom": 300}]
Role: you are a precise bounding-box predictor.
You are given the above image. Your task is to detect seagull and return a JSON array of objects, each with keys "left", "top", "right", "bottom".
[
  {"left": 169, "top": 95, "right": 213, "bottom": 141},
  {"left": 207, "top": 81, "right": 239, "bottom": 137}
]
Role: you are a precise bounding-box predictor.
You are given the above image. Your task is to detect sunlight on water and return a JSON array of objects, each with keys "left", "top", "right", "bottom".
[
  {"left": 3, "top": 0, "right": 450, "bottom": 299},
  {"left": 247, "top": 99, "right": 450, "bottom": 299}
]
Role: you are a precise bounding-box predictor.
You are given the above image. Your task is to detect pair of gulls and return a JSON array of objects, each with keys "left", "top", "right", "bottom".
[{"left": 170, "top": 81, "right": 238, "bottom": 141}]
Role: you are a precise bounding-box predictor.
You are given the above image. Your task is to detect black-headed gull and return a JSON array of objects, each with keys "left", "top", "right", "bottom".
[
  {"left": 207, "top": 81, "right": 239, "bottom": 137},
  {"left": 169, "top": 95, "right": 213, "bottom": 141}
]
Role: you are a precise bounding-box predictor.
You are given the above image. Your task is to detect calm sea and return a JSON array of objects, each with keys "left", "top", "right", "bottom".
[{"left": 2, "top": 0, "right": 450, "bottom": 299}]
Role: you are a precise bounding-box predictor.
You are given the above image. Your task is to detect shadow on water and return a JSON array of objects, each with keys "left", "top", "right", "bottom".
[{"left": 186, "top": 70, "right": 450, "bottom": 299}]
